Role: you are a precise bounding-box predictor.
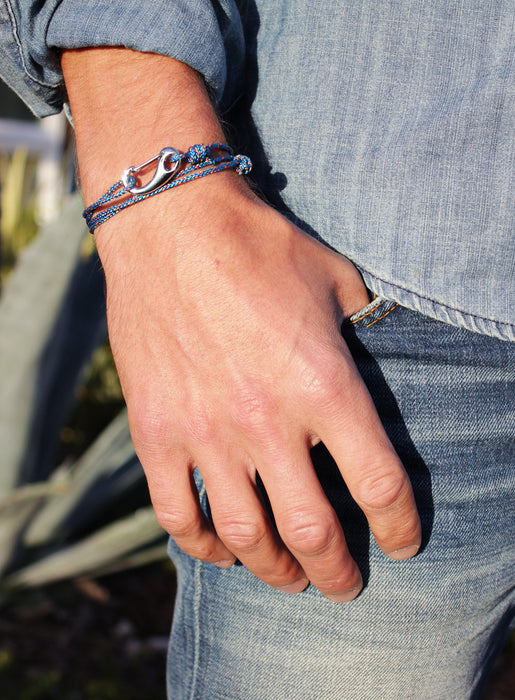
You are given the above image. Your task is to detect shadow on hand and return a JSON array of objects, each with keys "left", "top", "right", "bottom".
[
  {"left": 309, "top": 324, "right": 434, "bottom": 589},
  {"left": 224, "top": 0, "right": 433, "bottom": 588}
]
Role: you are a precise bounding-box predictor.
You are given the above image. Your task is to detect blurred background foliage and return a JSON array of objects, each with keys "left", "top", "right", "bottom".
[
  {"left": 0, "top": 86, "right": 168, "bottom": 600},
  {"left": 0, "top": 81, "right": 512, "bottom": 700},
  {"left": 0, "top": 87, "right": 172, "bottom": 697},
  {"left": 0, "top": 147, "right": 38, "bottom": 277}
]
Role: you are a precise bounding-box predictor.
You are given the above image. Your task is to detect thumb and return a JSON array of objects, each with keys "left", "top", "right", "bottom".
[{"left": 331, "top": 254, "right": 371, "bottom": 321}]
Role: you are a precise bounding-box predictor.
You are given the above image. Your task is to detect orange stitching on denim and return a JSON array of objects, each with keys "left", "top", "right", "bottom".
[
  {"left": 345, "top": 301, "right": 384, "bottom": 326},
  {"left": 365, "top": 303, "right": 399, "bottom": 328}
]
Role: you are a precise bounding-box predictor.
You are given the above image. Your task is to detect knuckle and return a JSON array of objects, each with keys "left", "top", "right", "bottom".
[
  {"left": 187, "top": 541, "right": 221, "bottom": 563},
  {"left": 154, "top": 507, "right": 197, "bottom": 538},
  {"left": 217, "top": 516, "right": 268, "bottom": 553},
  {"left": 230, "top": 390, "right": 276, "bottom": 441},
  {"left": 155, "top": 509, "right": 219, "bottom": 562},
  {"left": 281, "top": 512, "right": 337, "bottom": 556},
  {"left": 268, "top": 562, "right": 306, "bottom": 588},
  {"left": 129, "top": 402, "right": 176, "bottom": 452},
  {"left": 130, "top": 396, "right": 220, "bottom": 453},
  {"left": 355, "top": 467, "right": 406, "bottom": 511},
  {"left": 298, "top": 355, "right": 349, "bottom": 410},
  {"left": 186, "top": 409, "right": 217, "bottom": 448}
]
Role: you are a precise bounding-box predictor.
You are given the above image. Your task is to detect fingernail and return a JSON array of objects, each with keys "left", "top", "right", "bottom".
[
  {"left": 214, "top": 559, "right": 234, "bottom": 569},
  {"left": 325, "top": 586, "right": 361, "bottom": 603},
  {"left": 387, "top": 544, "right": 420, "bottom": 560},
  {"left": 278, "top": 578, "right": 309, "bottom": 595}
]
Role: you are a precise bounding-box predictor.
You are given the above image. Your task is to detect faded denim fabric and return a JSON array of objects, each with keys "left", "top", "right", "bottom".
[
  {"left": 0, "top": 0, "right": 244, "bottom": 114},
  {"left": 0, "top": 0, "right": 513, "bottom": 340},
  {"left": 240, "top": 1, "right": 515, "bottom": 341},
  {"left": 1, "top": 3, "right": 513, "bottom": 696},
  {"left": 168, "top": 300, "right": 515, "bottom": 699}
]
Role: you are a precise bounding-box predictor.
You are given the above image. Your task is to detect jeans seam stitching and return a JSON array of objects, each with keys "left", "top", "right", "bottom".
[
  {"left": 365, "top": 303, "right": 399, "bottom": 328},
  {"left": 188, "top": 488, "right": 205, "bottom": 700},
  {"left": 346, "top": 301, "right": 385, "bottom": 326},
  {"left": 357, "top": 266, "right": 515, "bottom": 329}
]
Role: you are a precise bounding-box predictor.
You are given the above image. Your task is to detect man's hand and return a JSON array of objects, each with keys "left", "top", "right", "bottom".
[{"left": 63, "top": 48, "right": 421, "bottom": 602}]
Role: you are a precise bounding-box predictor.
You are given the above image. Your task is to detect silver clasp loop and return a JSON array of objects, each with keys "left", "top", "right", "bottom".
[{"left": 121, "top": 147, "right": 182, "bottom": 195}]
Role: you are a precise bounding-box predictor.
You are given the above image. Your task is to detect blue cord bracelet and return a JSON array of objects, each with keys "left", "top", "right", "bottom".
[{"left": 83, "top": 143, "right": 252, "bottom": 235}]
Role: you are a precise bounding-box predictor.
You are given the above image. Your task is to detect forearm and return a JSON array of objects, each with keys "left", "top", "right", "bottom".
[
  {"left": 61, "top": 45, "right": 252, "bottom": 282},
  {"left": 62, "top": 48, "right": 227, "bottom": 206}
]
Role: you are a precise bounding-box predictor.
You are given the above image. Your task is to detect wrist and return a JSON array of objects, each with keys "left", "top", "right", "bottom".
[
  {"left": 62, "top": 47, "right": 226, "bottom": 205},
  {"left": 94, "top": 168, "right": 259, "bottom": 273},
  {"left": 82, "top": 143, "right": 252, "bottom": 236}
]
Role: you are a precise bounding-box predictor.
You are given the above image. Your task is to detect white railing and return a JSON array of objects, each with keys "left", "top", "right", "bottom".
[{"left": 0, "top": 113, "right": 67, "bottom": 224}]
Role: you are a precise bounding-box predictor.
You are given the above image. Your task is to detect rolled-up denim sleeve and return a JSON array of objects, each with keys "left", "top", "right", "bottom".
[{"left": 0, "top": 0, "right": 244, "bottom": 117}]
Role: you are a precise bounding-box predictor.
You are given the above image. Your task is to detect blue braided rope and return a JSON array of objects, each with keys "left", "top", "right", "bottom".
[{"left": 83, "top": 143, "right": 252, "bottom": 234}]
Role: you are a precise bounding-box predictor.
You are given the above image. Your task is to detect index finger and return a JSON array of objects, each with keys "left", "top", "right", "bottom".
[{"left": 312, "top": 354, "right": 422, "bottom": 559}]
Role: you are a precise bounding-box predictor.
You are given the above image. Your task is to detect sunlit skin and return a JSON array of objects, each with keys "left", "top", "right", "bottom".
[{"left": 62, "top": 48, "right": 421, "bottom": 603}]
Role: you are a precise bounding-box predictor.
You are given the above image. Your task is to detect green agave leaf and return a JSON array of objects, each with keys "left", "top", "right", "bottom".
[
  {"left": 80, "top": 543, "right": 169, "bottom": 579},
  {"left": 23, "top": 408, "right": 140, "bottom": 547},
  {"left": 0, "top": 503, "right": 39, "bottom": 577},
  {"left": 6, "top": 506, "right": 165, "bottom": 589},
  {"left": 0, "top": 474, "right": 68, "bottom": 511},
  {"left": 0, "top": 194, "right": 87, "bottom": 493},
  {"left": 0, "top": 474, "right": 68, "bottom": 575}
]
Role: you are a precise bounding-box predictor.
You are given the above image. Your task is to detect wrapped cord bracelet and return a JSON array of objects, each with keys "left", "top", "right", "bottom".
[{"left": 83, "top": 143, "right": 252, "bottom": 235}]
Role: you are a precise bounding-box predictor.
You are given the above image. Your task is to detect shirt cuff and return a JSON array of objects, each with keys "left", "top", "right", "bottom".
[{"left": 1, "top": 0, "right": 243, "bottom": 117}]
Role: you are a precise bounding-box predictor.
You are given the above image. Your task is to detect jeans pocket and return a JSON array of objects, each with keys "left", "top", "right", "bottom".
[{"left": 342, "top": 295, "right": 399, "bottom": 330}]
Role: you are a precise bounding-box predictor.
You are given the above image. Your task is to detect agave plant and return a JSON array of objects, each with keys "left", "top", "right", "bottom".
[{"left": 0, "top": 191, "right": 167, "bottom": 596}]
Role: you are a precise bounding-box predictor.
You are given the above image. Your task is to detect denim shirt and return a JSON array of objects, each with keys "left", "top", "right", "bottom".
[{"left": 1, "top": 0, "right": 513, "bottom": 340}]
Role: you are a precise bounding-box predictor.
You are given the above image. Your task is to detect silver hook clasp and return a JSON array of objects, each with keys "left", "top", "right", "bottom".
[{"left": 121, "top": 147, "right": 182, "bottom": 195}]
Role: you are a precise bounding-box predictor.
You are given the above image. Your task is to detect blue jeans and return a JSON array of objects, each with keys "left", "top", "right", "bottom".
[{"left": 167, "top": 299, "right": 514, "bottom": 699}]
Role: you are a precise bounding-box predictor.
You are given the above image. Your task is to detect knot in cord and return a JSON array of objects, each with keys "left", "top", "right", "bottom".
[{"left": 83, "top": 142, "right": 253, "bottom": 235}]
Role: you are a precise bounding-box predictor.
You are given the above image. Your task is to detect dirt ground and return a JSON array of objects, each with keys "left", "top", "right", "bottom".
[
  {"left": 0, "top": 563, "right": 512, "bottom": 700},
  {"left": 0, "top": 564, "right": 174, "bottom": 700}
]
